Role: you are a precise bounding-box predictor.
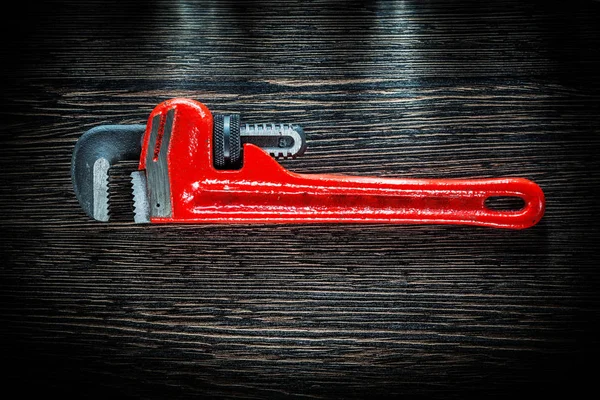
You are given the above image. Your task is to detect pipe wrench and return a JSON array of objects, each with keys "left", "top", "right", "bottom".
[{"left": 72, "top": 98, "right": 545, "bottom": 229}]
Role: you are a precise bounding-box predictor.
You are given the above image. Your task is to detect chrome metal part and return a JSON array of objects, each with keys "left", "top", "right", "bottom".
[
  {"left": 131, "top": 170, "right": 150, "bottom": 223},
  {"left": 241, "top": 124, "right": 306, "bottom": 158},
  {"left": 92, "top": 158, "right": 110, "bottom": 222},
  {"left": 145, "top": 110, "right": 174, "bottom": 219},
  {"left": 71, "top": 124, "right": 146, "bottom": 222}
]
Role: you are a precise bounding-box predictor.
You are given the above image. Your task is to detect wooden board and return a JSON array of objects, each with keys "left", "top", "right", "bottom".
[{"left": 1, "top": 0, "right": 599, "bottom": 397}]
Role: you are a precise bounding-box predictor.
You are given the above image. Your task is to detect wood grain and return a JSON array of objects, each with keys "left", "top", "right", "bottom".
[{"left": 1, "top": 0, "right": 600, "bottom": 397}]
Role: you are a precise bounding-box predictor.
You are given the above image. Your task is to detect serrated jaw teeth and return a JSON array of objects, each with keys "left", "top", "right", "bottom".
[
  {"left": 93, "top": 158, "right": 110, "bottom": 222},
  {"left": 131, "top": 171, "right": 150, "bottom": 223}
]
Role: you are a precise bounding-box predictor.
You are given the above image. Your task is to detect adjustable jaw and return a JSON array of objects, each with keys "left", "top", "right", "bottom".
[{"left": 72, "top": 98, "right": 545, "bottom": 229}]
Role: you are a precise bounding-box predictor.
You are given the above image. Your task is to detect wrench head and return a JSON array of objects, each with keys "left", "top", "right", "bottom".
[
  {"left": 71, "top": 99, "right": 307, "bottom": 223},
  {"left": 71, "top": 124, "right": 146, "bottom": 221}
]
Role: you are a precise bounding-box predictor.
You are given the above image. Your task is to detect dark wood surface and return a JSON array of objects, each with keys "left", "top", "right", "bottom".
[{"left": 2, "top": 0, "right": 600, "bottom": 397}]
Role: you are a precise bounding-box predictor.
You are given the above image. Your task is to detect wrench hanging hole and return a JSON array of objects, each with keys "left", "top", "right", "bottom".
[{"left": 485, "top": 196, "right": 526, "bottom": 211}]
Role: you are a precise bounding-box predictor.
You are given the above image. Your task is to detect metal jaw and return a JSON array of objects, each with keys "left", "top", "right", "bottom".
[
  {"left": 145, "top": 110, "right": 174, "bottom": 220},
  {"left": 131, "top": 170, "right": 150, "bottom": 223},
  {"left": 130, "top": 109, "right": 175, "bottom": 224},
  {"left": 71, "top": 108, "right": 306, "bottom": 223},
  {"left": 71, "top": 124, "right": 146, "bottom": 221}
]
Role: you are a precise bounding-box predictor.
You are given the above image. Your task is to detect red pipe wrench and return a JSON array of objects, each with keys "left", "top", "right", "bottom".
[{"left": 72, "top": 98, "right": 545, "bottom": 229}]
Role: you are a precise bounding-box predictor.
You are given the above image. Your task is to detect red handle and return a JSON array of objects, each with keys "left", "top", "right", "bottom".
[
  {"left": 275, "top": 172, "right": 544, "bottom": 229},
  {"left": 161, "top": 144, "right": 545, "bottom": 229}
]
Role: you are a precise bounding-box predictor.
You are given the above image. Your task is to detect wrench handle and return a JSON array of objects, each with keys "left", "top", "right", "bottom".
[
  {"left": 276, "top": 172, "right": 545, "bottom": 229},
  {"left": 164, "top": 145, "right": 544, "bottom": 229}
]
